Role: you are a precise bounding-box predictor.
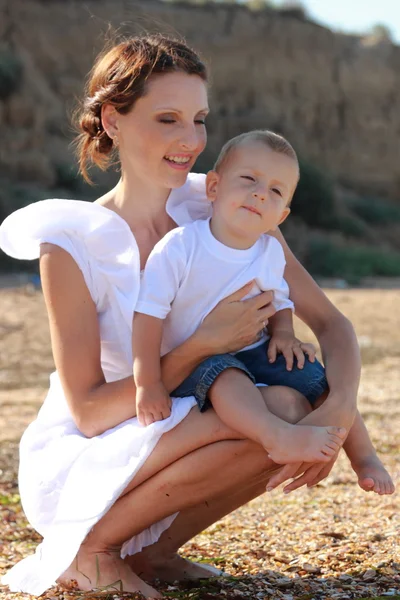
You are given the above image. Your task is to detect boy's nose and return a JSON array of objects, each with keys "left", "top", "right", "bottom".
[{"left": 252, "top": 190, "right": 266, "bottom": 202}]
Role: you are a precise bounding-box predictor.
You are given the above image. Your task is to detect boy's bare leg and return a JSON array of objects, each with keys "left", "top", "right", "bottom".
[
  {"left": 342, "top": 411, "right": 394, "bottom": 494},
  {"left": 208, "top": 369, "right": 346, "bottom": 464},
  {"left": 312, "top": 394, "right": 394, "bottom": 495},
  {"left": 126, "top": 386, "right": 311, "bottom": 583}
]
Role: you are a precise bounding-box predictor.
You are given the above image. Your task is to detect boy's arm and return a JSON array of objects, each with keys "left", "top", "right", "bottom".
[
  {"left": 267, "top": 239, "right": 315, "bottom": 369},
  {"left": 132, "top": 312, "right": 171, "bottom": 426},
  {"left": 268, "top": 308, "right": 316, "bottom": 370},
  {"left": 133, "top": 231, "right": 187, "bottom": 426},
  {"left": 268, "top": 307, "right": 295, "bottom": 335}
]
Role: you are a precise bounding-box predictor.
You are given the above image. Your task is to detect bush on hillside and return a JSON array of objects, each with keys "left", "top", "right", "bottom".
[
  {"left": 0, "top": 48, "right": 23, "bottom": 100},
  {"left": 291, "top": 160, "right": 336, "bottom": 228},
  {"left": 350, "top": 196, "right": 400, "bottom": 226},
  {"left": 305, "top": 236, "right": 400, "bottom": 282}
]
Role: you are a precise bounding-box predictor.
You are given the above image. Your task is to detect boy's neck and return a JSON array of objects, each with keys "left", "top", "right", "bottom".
[{"left": 209, "top": 216, "right": 260, "bottom": 250}]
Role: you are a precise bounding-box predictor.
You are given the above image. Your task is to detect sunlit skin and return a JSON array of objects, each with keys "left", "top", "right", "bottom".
[
  {"left": 50, "top": 72, "right": 391, "bottom": 599},
  {"left": 100, "top": 72, "right": 209, "bottom": 230},
  {"left": 206, "top": 142, "right": 298, "bottom": 250}
]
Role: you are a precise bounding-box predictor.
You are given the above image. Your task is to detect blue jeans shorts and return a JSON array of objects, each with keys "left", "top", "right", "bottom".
[{"left": 172, "top": 339, "right": 328, "bottom": 412}]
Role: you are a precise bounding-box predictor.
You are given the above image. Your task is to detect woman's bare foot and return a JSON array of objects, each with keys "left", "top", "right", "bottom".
[
  {"left": 125, "top": 551, "right": 225, "bottom": 583},
  {"left": 352, "top": 454, "right": 395, "bottom": 495},
  {"left": 266, "top": 425, "right": 346, "bottom": 464},
  {"left": 57, "top": 546, "right": 162, "bottom": 598}
]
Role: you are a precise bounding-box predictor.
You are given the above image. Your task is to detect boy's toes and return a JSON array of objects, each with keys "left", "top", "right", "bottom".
[
  {"left": 358, "top": 476, "right": 375, "bottom": 491},
  {"left": 322, "top": 445, "right": 336, "bottom": 457},
  {"left": 327, "top": 426, "right": 346, "bottom": 440}
]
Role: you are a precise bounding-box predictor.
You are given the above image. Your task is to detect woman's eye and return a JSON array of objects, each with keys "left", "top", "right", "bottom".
[
  {"left": 159, "top": 119, "right": 176, "bottom": 124},
  {"left": 241, "top": 175, "right": 255, "bottom": 182},
  {"left": 195, "top": 119, "right": 206, "bottom": 125}
]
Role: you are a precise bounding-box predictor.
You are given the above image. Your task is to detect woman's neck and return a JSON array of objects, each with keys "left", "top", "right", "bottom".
[{"left": 97, "top": 172, "right": 172, "bottom": 234}]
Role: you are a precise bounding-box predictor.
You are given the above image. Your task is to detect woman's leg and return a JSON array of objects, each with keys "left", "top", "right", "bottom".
[
  {"left": 126, "top": 386, "right": 313, "bottom": 582},
  {"left": 59, "top": 387, "right": 309, "bottom": 595}
]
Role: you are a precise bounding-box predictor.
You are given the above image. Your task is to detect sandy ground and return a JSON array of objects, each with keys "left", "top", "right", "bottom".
[{"left": 0, "top": 287, "right": 399, "bottom": 599}]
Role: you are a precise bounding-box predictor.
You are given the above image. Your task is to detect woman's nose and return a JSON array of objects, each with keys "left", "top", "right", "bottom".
[{"left": 179, "top": 125, "right": 201, "bottom": 151}]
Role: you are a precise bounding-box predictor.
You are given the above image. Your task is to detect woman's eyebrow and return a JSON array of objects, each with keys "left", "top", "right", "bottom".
[{"left": 155, "top": 106, "right": 210, "bottom": 114}]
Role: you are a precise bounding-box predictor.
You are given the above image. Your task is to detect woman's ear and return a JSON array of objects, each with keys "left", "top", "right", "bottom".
[
  {"left": 206, "top": 170, "right": 219, "bottom": 202},
  {"left": 101, "top": 104, "right": 119, "bottom": 139}
]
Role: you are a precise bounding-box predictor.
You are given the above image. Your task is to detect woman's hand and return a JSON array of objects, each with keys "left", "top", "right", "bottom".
[
  {"left": 197, "top": 282, "right": 276, "bottom": 354},
  {"left": 266, "top": 454, "right": 339, "bottom": 493}
]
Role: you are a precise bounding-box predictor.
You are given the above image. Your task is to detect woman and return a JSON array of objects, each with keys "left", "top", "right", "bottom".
[{"left": 0, "top": 35, "right": 360, "bottom": 598}]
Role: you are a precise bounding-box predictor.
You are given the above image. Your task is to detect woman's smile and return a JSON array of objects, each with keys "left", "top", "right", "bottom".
[{"left": 164, "top": 153, "right": 193, "bottom": 170}]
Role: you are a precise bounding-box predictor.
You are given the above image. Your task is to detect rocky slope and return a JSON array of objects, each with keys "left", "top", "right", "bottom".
[{"left": 0, "top": 0, "right": 399, "bottom": 198}]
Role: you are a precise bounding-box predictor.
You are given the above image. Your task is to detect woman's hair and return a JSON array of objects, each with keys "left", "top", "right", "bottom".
[
  {"left": 214, "top": 130, "right": 299, "bottom": 174},
  {"left": 74, "top": 34, "right": 207, "bottom": 183}
]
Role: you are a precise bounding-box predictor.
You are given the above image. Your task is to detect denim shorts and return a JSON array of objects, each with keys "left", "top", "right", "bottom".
[{"left": 171, "top": 340, "right": 328, "bottom": 412}]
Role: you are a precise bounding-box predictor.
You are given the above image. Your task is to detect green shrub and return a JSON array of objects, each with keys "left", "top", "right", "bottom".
[
  {"left": 305, "top": 237, "right": 400, "bottom": 281},
  {"left": 291, "top": 160, "right": 336, "bottom": 229},
  {"left": 351, "top": 196, "right": 400, "bottom": 225},
  {"left": 54, "top": 162, "right": 80, "bottom": 191},
  {"left": 329, "top": 215, "right": 368, "bottom": 238},
  {"left": 0, "top": 48, "right": 23, "bottom": 100}
]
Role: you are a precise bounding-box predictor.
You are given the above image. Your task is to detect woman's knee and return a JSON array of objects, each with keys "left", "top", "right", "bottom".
[{"left": 261, "top": 385, "right": 312, "bottom": 424}]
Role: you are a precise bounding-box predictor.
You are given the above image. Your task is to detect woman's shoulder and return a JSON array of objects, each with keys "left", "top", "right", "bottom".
[
  {"left": 167, "top": 172, "right": 212, "bottom": 226},
  {"left": 0, "top": 199, "right": 140, "bottom": 308},
  {"left": 0, "top": 198, "right": 136, "bottom": 261}
]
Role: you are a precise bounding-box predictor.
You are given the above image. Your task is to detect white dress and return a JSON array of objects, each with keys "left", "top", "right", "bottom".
[{"left": 0, "top": 173, "right": 211, "bottom": 596}]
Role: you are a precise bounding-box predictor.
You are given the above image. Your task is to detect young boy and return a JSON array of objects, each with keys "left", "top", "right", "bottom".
[{"left": 133, "top": 130, "right": 394, "bottom": 492}]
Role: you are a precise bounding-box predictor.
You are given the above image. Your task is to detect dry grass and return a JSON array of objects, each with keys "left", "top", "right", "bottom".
[{"left": 0, "top": 287, "right": 399, "bottom": 600}]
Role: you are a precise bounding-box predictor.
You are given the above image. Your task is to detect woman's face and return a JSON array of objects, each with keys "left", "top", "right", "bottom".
[{"left": 114, "top": 71, "right": 209, "bottom": 190}]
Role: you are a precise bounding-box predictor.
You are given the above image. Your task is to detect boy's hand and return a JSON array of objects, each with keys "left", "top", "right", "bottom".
[
  {"left": 136, "top": 382, "right": 172, "bottom": 427},
  {"left": 268, "top": 330, "right": 316, "bottom": 371}
]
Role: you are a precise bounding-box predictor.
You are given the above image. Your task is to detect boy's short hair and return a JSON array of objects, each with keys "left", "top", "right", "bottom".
[{"left": 214, "top": 129, "right": 299, "bottom": 175}]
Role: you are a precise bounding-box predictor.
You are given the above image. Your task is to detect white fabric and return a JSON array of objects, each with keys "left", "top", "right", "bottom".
[
  {"left": 0, "top": 173, "right": 208, "bottom": 596},
  {"left": 136, "top": 218, "right": 293, "bottom": 357}
]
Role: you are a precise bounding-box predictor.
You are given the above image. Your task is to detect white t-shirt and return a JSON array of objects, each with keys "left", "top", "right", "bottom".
[{"left": 136, "top": 217, "right": 294, "bottom": 357}]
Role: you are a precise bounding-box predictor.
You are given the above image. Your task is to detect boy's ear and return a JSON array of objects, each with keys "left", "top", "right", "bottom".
[
  {"left": 206, "top": 170, "right": 219, "bottom": 202},
  {"left": 271, "top": 207, "right": 291, "bottom": 230}
]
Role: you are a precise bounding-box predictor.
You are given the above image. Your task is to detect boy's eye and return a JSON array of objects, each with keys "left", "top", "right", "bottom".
[
  {"left": 241, "top": 175, "right": 255, "bottom": 182},
  {"left": 159, "top": 119, "right": 176, "bottom": 124},
  {"left": 272, "top": 188, "right": 282, "bottom": 197},
  {"left": 195, "top": 119, "right": 206, "bottom": 125}
]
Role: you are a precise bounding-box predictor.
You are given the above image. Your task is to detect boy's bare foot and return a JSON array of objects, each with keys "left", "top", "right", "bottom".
[
  {"left": 266, "top": 425, "right": 346, "bottom": 464},
  {"left": 126, "top": 551, "right": 225, "bottom": 583},
  {"left": 352, "top": 455, "right": 395, "bottom": 495},
  {"left": 57, "top": 546, "right": 162, "bottom": 598}
]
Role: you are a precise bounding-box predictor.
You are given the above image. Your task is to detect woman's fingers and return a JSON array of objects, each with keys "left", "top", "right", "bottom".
[
  {"left": 222, "top": 281, "right": 255, "bottom": 303},
  {"left": 244, "top": 290, "right": 275, "bottom": 311},
  {"left": 283, "top": 460, "right": 335, "bottom": 493},
  {"left": 266, "top": 462, "right": 303, "bottom": 491}
]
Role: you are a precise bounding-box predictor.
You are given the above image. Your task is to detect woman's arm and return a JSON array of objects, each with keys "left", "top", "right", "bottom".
[
  {"left": 40, "top": 244, "right": 215, "bottom": 437},
  {"left": 41, "top": 246, "right": 275, "bottom": 438},
  {"left": 271, "top": 229, "right": 361, "bottom": 430}
]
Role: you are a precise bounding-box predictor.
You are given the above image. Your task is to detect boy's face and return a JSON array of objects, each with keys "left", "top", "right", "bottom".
[{"left": 206, "top": 141, "right": 298, "bottom": 240}]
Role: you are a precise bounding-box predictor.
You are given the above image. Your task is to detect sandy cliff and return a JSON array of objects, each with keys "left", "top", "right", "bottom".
[{"left": 0, "top": 0, "right": 399, "bottom": 197}]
